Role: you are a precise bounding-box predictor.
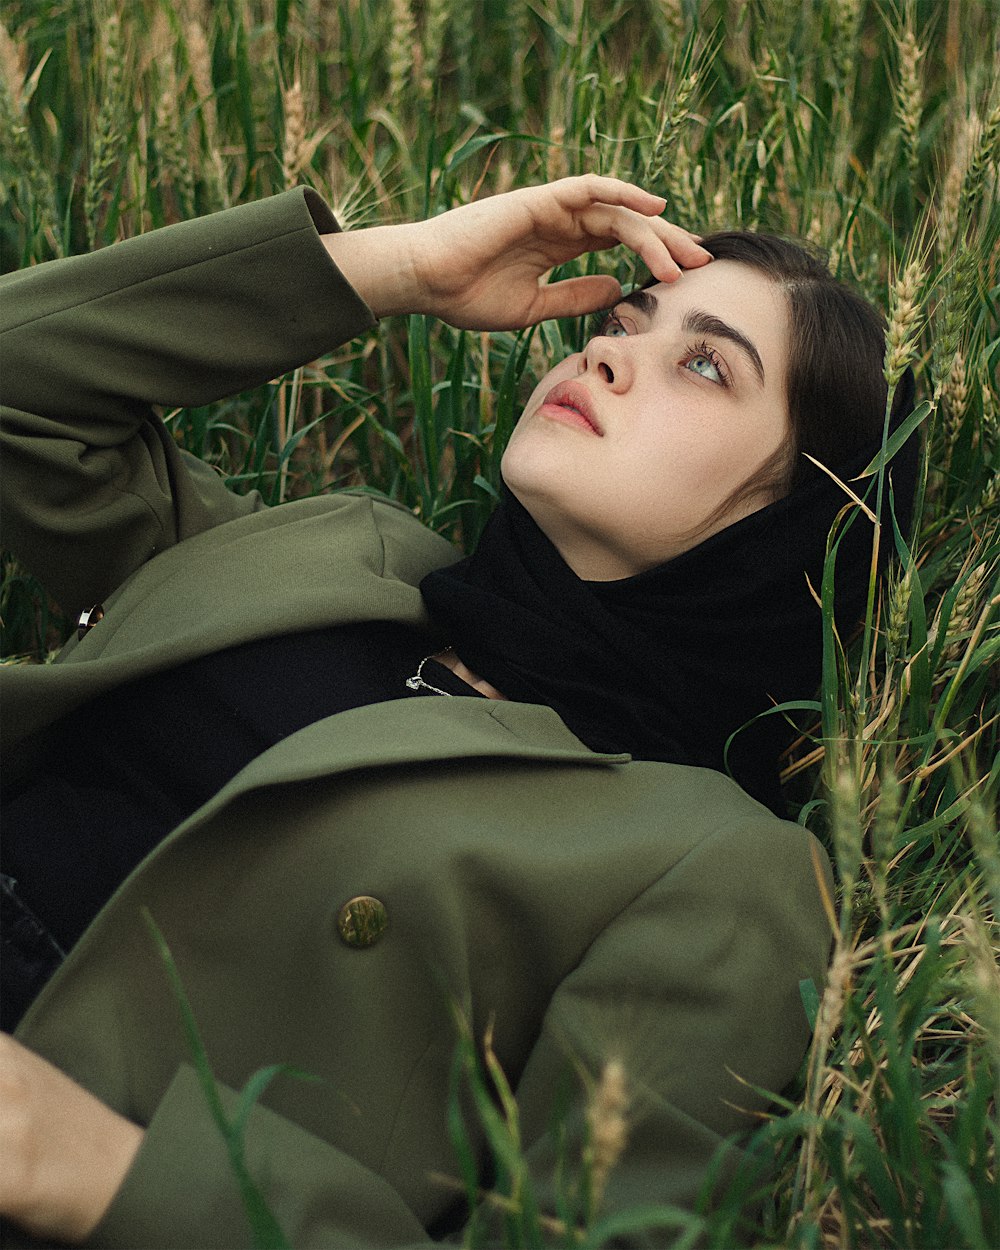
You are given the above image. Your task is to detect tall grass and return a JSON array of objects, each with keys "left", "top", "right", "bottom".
[{"left": 2, "top": 0, "right": 998, "bottom": 1245}]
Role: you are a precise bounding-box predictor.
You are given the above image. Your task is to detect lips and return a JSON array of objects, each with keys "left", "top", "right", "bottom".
[{"left": 538, "top": 381, "right": 603, "bottom": 436}]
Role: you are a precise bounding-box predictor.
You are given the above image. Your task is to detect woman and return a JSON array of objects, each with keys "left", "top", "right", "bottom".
[{"left": 0, "top": 177, "right": 915, "bottom": 1246}]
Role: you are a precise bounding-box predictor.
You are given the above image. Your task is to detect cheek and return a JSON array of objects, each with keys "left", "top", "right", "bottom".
[
  {"left": 499, "top": 420, "right": 533, "bottom": 480},
  {"left": 502, "top": 354, "right": 582, "bottom": 471}
]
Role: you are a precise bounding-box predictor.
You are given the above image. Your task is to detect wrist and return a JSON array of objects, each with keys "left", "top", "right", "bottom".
[
  {"left": 70, "top": 1113, "right": 144, "bottom": 1242},
  {"left": 3, "top": 1031, "right": 145, "bottom": 1245},
  {"left": 19, "top": 1113, "right": 144, "bottom": 1245},
  {"left": 321, "top": 223, "right": 426, "bottom": 319}
]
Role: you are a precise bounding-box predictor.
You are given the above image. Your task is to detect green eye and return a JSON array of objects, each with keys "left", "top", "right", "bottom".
[
  {"left": 687, "top": 353, "right": 720, "bottom": 380},
  {"left": 683, "top": 341, "right": 729, "bottom": 387},
  {"left": 588, "top": 310, "right": 629, "bottom": 338}
]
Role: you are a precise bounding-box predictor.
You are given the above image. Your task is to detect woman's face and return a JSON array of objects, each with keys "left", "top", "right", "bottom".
[{"left": 501, "top": 260, "right": 791, "bottom": 580}]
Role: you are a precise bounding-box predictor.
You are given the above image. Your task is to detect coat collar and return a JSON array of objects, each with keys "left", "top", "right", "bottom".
[{"left": 180, "top": 694, "right": 629, "bottom": 834}]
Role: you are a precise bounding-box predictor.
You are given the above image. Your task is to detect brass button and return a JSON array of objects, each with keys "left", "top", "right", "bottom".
[
  {"left": 76, "top": 603, "right": 105, "bottom": 640},
  {"left": 337, "top": 896, "right": 388, "bottom": 948}
]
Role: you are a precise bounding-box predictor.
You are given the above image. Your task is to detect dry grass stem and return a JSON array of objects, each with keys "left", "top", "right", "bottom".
[
  {"left": 389, "top": 0, "right": 416, "bottom": 107},
  {"left": 883, "top": 254, "right": 927, "bottom": 384},
  {"left": 282, "top": 79, "right": 306, "bottom": 188},
  {"left": 893, "top": 13, "right": 924, "bottom": 173},
  {"left": 585, "top": 1059, "right": 629, "bottom": 1216},
  {"left": 185, "top": 16, "right": 226, "bottom": 205},
  {"left": 420, "top": 0, "right": 449, "bottom": 100},
  {"left": 0, "top": 18, "right": 25, "bottom": 106}
]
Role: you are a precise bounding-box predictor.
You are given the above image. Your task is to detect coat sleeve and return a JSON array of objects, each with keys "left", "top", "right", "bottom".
[
  {"left": 0, "top": 188, "right": 376, "bottom": 615},
  {"left": 88, "top": 1064, "right": 437, "bottom": 1250},
  {"left": 511, "top": 814, "right": 834, "bottom": 1234},
  {"left": 83, "top": 816, "right": 831, "bottom": 1249}
]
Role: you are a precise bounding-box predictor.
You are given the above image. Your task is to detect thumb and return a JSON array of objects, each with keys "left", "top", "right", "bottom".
[{"left": 532, "top": 274, "right": 623, "bottom": 322}]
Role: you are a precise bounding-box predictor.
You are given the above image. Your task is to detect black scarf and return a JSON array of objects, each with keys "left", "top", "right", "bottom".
[{"left": 420, "top": 373, "right": 919, "bottom": 814}]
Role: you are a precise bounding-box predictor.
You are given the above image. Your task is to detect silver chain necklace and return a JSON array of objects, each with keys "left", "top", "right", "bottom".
[{"left": 405, "top": 652, "right": 454, "bottom": 697}]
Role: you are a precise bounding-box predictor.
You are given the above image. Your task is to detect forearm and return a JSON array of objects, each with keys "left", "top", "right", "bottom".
[
  {"left": 0, "top": 1048, "right": 439, "bottom": 1250},
  {"left": 0, "top": 188, "right": 372, "bottom": 431},
  {"left": 0, "top": 187, "right": 374, "bottom": 609}
]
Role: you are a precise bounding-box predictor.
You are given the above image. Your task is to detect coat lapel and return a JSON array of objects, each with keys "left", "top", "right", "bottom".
[
  {"left": 104, "top": 695, "right": 629, "bottom": 901},
  {"left": 1, "top": 494, "right": 457, "bottom": 753},
  {"left": 12, "top": 689, "right": 631, "bottom": 1042},
  {"left": 170, "top": 695, "right": 630, "bottom": 834}
]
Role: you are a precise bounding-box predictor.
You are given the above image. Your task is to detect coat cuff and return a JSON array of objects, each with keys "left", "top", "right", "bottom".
[
  {"left": 88, "top": 1064, "right": 432, "bottom": 1249},
  {"left": 293, "top": 185, "right": 378, "bottom": 332}
]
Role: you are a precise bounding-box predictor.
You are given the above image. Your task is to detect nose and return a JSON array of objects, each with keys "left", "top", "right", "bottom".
[{"left": 578, "top": 334, "right": 634, "bottom": 394}]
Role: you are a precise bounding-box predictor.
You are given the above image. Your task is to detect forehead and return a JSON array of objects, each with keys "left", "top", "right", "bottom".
[
  {"left": 645, "top": 259, "right": 786, "bottom": 316},
  {"left": 644, "top": 260, "right": 789, "bottom": 381}
]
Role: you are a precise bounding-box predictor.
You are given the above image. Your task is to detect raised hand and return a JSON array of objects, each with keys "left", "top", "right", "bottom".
[{"left": 323, "top": 174, "right": 711, "bottom": 330}]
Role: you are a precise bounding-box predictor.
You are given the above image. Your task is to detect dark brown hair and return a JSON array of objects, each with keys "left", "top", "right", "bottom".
[{"left": 674, "top": 231, "right": 893, "bottom": 527}]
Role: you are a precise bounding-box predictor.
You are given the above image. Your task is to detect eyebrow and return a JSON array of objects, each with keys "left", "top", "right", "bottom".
[{"left": 618, "top": 289, "right": 766, "bottom": 386}]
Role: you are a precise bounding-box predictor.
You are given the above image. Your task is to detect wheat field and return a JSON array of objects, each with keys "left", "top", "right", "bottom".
[{"left": 1, "top": 0, "right": 998, "bottom": 1246}]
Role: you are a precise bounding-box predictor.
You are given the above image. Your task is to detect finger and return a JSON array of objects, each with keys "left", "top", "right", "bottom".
[
  {"left": 533, "top": 274, "right": 624, "bottom": 322},
  {"left": 628, "top": 215, "right": 712, "bottom": 278},
  {"left": 554, "top": 174, "right": 668, "bottom": 218},
  {"left": 591, "top": 210, "right": 711, "bottom": 283},
  {"left": 635, "top": 230, "right": 686, "bottom": 283},
  {"left": 575, "top": 210, "right": 684, "bottom": 283},
  {"left": 659, "top": 219, "right": 713, "bottom": 267}
]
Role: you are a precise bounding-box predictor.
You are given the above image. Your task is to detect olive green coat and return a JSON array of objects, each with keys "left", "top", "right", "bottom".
[{"left": 0, "top": 189, "right": 833, "bottom": 1248}]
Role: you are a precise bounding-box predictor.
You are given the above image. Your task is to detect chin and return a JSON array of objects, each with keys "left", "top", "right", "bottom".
[
  {"left": 499, "top": 453, "right": 552, "bottom": 521},
  {"left": 499, "top": 446, "right": 559, "bottom": 515}
]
